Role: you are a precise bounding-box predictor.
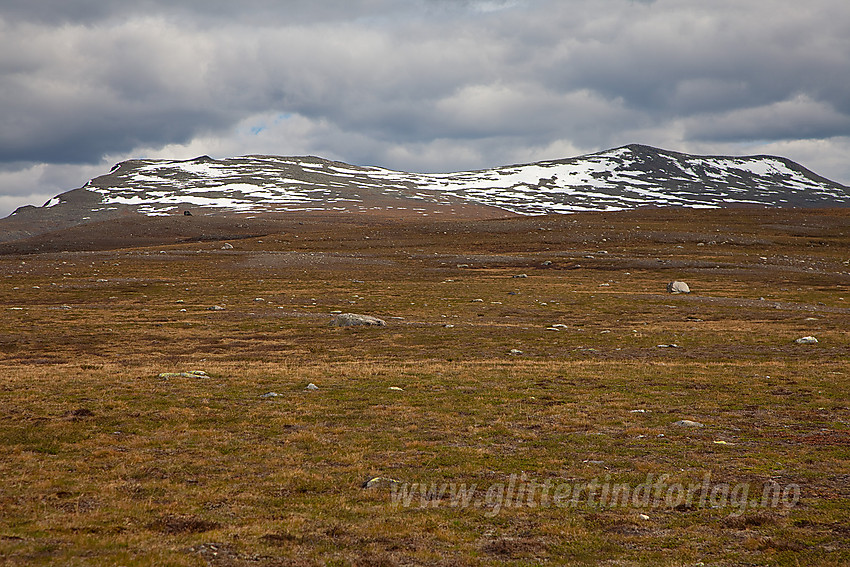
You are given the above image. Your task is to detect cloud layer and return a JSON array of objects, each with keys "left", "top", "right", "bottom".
[{"left": 2, "top": 0, "right": 849, "bottom": 216}]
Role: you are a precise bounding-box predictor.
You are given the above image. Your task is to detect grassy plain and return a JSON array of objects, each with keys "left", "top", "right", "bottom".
[{"left": 0, "top": 208, "right": 848, "bottom": 565}]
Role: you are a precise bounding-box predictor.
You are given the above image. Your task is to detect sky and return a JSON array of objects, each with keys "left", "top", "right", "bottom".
[{"left": 1, "top": 0, "right": 849, "bottom": 217}]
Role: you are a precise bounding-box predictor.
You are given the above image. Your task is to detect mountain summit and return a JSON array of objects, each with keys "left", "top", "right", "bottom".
[{"left": 5, "top": 145, "right": 849, "bottom": 237}]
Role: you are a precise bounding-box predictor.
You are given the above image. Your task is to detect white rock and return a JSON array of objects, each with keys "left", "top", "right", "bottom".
[
  {"left": 672, "top": 419, "right": 704, "bottom": 427},
  {"left": 221, "top": 243, "right": 234, "bottom": 250},
  {"left": 362, "top": 476, "right": 401, "bottom": 489},
  {"left": 667, "top": 281, "right": 691, "bottom": 294},
  {"left": 305, "top": 383, "right": 319, "bottom": 391},
  {"left": 330, "top": 313, "right": 386, "bottom": 327},
  {"left": 795, "top": 336, "right": 818, "bottom": 344}
]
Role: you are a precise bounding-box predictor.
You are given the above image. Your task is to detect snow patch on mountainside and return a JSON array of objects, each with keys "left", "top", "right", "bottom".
[{"left": 62, "top": 144, "right": 850, "bottom": 216}]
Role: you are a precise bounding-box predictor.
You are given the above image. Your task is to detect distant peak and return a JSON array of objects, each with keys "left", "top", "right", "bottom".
[{"left": 183, "top": 155, "right": 215, "bottom": 163}]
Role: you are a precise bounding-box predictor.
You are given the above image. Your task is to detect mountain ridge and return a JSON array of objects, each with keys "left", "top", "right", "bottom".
[{"left": 2, "top": 144, "right": 848, "bottom": 243}]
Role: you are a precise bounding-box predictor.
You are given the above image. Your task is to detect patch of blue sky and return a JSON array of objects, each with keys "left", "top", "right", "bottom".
[{"left": 249, "top": 112, "right": 293, "bottom": 136}]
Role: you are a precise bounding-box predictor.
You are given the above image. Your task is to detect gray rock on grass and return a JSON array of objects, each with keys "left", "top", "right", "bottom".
[
  {"left": 667, "top": 281, "right": 691, "bottom": 294},
  {"left": 158, "top": 370, "right": 208, "bottom": 379},
  {"left": 672, "top": 419, "right": 704, "bottom": 427},
  {"left": 330, "top": 313, "right": 386, "bottom": 327}
]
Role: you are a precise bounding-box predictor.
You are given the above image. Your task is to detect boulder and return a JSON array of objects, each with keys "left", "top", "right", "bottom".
[
  {"left": 330, "top": 313, "right": 386, "bottom": 327},
  {"left": 667, "top": 281, "right": 691, "bottom": 294}
]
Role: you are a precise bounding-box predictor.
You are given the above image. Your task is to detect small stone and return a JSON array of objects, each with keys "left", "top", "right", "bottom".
[
  {"left": 221, "top": 243, "right": 234, "bottom": 250},
  {"left": 795, "top": 336, "right": 818, "bottom": 344},
  {"left": 388, "top": 386, "right": 404, "bottom": 391},
  {"left": 471, "top": 298, "right": 484, "bottom": 302},
  {"left": 207, "top": 305, "right": 225, "bottom": 311},
  {"left": 305, "top": 383, "right": 319, "bottom": 391},
  {"left": 513, "top": 274, "right": 528, "bottom": 278},
  {"left": 656, "top": 343, "right": 679, "bottom": 348},
  {"left": 672, "top": 419, "right": 704, "bottom": 428},
  {"left": 253, "top": 297, "right": 265, "bottom": 302},
  {"left": 509, "top": 349, "right": 523, "bottom": 355},
  {"left": 362, "top": 476, "right": 401, "bottom": 489},
  {"left": 639, "top": 514, "right": 650, "bottom": 521},
  {"left": 158, "top": 370, "right": 208, "bottom": 379},
  {"left": 260, "top": 392, "right": 281, "bottom": 398},
  {"left": 542, "top": 261, "right": 552, "bottom": 266}
]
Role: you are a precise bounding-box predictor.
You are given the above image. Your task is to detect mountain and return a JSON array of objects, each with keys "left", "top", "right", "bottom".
[{"left": 3, "top": 144, "right": 848, "bottom": 242}]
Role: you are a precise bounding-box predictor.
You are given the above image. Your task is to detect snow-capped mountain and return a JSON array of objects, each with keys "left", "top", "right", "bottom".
[{"left": 12, "top": 144, "right": 850, "bottom": 221}]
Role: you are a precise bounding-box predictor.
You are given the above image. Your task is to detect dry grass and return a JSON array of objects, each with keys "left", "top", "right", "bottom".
[{"left": 0, "top": 208, "right": 848, "bottom": 565}]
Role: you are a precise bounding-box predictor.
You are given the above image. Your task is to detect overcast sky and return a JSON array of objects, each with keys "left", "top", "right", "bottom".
[{"left": 2, "top": 0, "right": 849, "bottom": 216}]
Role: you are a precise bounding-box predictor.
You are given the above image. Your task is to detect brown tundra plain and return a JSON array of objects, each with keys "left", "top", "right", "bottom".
[{"left": 0, "top": 207, "right": 848, "bottom": 566}]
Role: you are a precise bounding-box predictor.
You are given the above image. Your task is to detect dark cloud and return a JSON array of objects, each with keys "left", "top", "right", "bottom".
[
  {"left": 0, "top": 0, "right": 403, "bottom": 24},
  {"left": 0, "top": 0, "right": 849, "bottom": 216}
]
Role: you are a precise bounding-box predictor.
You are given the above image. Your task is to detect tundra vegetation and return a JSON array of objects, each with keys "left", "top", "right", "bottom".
[{"left": 0, "top": 207, "right": 848, "bottom": 566}]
